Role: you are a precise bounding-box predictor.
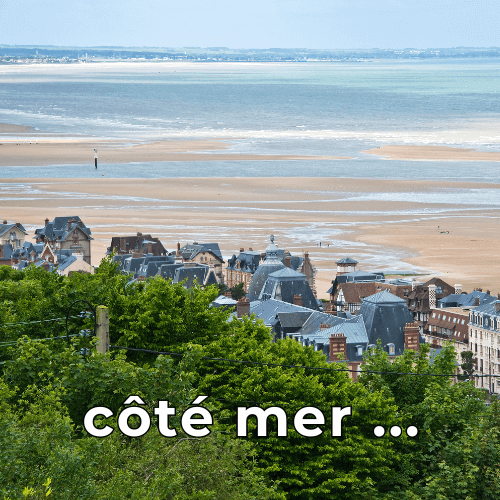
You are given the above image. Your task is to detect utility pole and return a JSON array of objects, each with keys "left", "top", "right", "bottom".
[{"left": 96, "top": 305, "right": 109, "bottom": 354}]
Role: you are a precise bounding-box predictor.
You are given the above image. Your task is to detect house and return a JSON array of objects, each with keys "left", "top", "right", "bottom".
[
  {"left": 0, "top": 221, "right": 28, "bottom": 266},
  {"left": 106, "top": 233, "right": 167, "bottom": 256},
  {"left": 178, "top": 242, "right": 224, "bottom": 283},
  {"left": 34, "top": 217, "right": 93, "bottom": 265},
  {"left": 425, "top": 307, "right": 469, "bottom": 353},
  {"left": 226, "top": 238, "right": 317, "bottom": 295},
  {"left": 56, "top": 252, "right": 94, "bottom": 276},
  {"left": 407, "top": 278, "right": 456, "bottom": 329},
  {"left": 467, "top": 299, "right": 500, "bottom": 394}
]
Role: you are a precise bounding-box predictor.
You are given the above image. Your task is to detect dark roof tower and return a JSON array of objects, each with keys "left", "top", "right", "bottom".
[{"left": 246, "top": 235, "right": 286, "bottom": 301}]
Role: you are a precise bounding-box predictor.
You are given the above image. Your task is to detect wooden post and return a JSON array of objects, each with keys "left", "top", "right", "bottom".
[
  {"left": 94, "top": 148, "right": 98, "bottom": 168},
  {"left": 96, "top": 305, "right": 109, "bottom": 354}
]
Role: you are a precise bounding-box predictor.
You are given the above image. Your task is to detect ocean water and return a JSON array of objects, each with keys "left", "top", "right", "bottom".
[{"left": 1, "top": 59, "right": 500, "bottom": 181}]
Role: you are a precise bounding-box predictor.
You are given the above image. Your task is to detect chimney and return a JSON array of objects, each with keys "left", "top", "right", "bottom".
[
  {"left": 120, "top": 237, "right": 126, "bottom": 252},
  {"left": 137, "top": 232, "right": 142, "bottom": 237},
  {"left": 329, "top": 333, "right": 347, "bottom": 362},
  {"left": 495, "top": 301, "right": 500, "bottom": 313},
  {"left": 67, "top": 219, "right": 72, "bottom": 231},
  {"left": 177, "top": 242, "right": 181, "bottom": 254},
  {"left": 293, "top": 294, "right": 302, "bottom": 306},
  {"left": 44, "top": 218, "right": 49, "bottom": 226},
  {"left": 147, "top": 242, "right": 153, "bottom": 254},
  {"left": 78, "top": 220, "right": 83, "bottom": 228},
  {"left": 404, "top": 322, "right": 420, "bottom": 352},
  {"left": 497, "top": 293, "right": 500, "bottom": 300},
  {"left": 487, "top": 290, "right": 490, "bottom": 295},
  {"left": 240, "top": 247, "right": 244, "bottom": 252},
  {"left": 75, "top": 252, "right": 84, "bottom": 260},
  {"left": 477, "top": 288, "right": 482, "bottom": 293},
  {"left": 428, "top": 284, "right": 437, "bottom": 309},
  {"left": 475, "top": 297, "right": 480, "bottom": 306},
  {"left": 320, "top": 323, "right": 331, "bottom": 330},
  {"left": 284, "top": 256, "right": 291, "bottom": 268},
  {"left": 15, "top": 222, "right": 21, "bottom": 228},
  {"left": 2, "top": 220, "right": 7, "bottom": 224},
  {"left": 454, "top": 284, "right": 462, "bottom": 294},
  {"left": 249, "top": 247, "right": 253, "bottom": 251},
  {"left": 224, "top": 291, "right": 232, "bottom": 298},
  {"left": 412, "top": 279, "right": 421, "bottom": 291},
  {"left": 237, "top": 297, "right": 250, "bottom": 318}
]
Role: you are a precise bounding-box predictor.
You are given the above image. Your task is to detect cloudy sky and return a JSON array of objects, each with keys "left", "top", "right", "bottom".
[{"left": 1, "top": 0, "right": 499, "bottom": 49}]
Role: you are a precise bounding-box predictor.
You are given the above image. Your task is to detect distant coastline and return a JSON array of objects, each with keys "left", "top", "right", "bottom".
[{"left": 2, "top": 46, "right": 500, "bottom": 64}]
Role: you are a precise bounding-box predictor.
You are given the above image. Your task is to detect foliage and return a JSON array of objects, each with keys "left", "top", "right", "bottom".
[
  {"left": 196, "top": 316, "right": 404, "bottom": 499},
  {"left": 459, "top": 350, "right": 476, "bottom": 380}
]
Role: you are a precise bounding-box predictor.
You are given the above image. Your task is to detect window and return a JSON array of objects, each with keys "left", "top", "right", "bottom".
[
  {"left": 443, "top": 315, "right": 446, "bottom": 321},
  {"left": 387, "top": 343, "right": 395, "bottom": 355},
  {"left": 356, "top": 345, "right": 363, "bottom": 356},
  {"left": 432, "top": 313, "right": 436, "bottom": 318},
  {"left": 453, "top": 318, "right": 457, "bottom": 323}
]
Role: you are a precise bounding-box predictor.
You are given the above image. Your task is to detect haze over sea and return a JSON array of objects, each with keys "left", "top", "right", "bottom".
[{"left": 1, "top": 59, "right": 500, "bottom": 182}]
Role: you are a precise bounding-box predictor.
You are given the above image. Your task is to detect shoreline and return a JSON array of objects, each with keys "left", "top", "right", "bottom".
[{"left": 2, "top": 176, "right": 499, "bottom": 297}]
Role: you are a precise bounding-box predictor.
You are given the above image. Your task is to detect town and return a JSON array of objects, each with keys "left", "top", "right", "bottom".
[{"left": 2, "top": 215, "right": 497, "bottom": 394}]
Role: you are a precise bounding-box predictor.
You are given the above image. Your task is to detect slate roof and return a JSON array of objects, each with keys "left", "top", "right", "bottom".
[
  {"left": 336, "top": 270, "right": 386, "bottom": 284},
  {"left": 227, "top": 251, "right": 262, "bottom": 272},
  {"left": 438, "top": 291, "right": 497, "bottom": 309},
  {"left": 180, "top": 242, "right": 224, "bottom": 262},
  {"left": 34, "top": 216, "right": 92, "bottom": 242},
  {"left": 107, "top": 234, "right": 167, "bottom": 256},
  {"left": 57, "top": 255, "right": 77, "bottom": 272},
  {"left": 259, "top": 268, "right": 319, "bottom": 310},
  {"left": 336, "top": 257, "right": 358, "bottom": 265},
  {"left": 246, "top": 237, "right": 287, "bottom": 301},
  {"left": 0, "top": 223, "right": 27, "bottom": 237},
  {"left": 358, "top": 291, "right": 413, "bottom": 355},
  {"left": 277, "top": 311, "right": 313, "bottom": 329},
  {"left": 172, "top": 265, "right": 208, "bottom": 287},
  {"left": 249, "top": 299, "right": 316, "bottom": 326}
]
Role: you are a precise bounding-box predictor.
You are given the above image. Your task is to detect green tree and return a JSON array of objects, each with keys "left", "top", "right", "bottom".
[{"left": 196, "top": 316, "right": 404, "bottom": 499}]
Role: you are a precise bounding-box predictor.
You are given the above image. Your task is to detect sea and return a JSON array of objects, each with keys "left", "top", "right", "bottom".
[
  {"left": 2, "top": 59, "right": 500, "bottom": 273},
  {"left": 1, "top": 59, "right": 500, "bottom": 181}
]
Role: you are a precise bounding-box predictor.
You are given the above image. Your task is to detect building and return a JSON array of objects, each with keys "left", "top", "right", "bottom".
[
  {"left": 407, "top": 278, "right": 456, "bottom": 329},
  {"left": 0, "top": 221, "right": 28, "bottom": 266},
  {"left": 468, "top": 299, "right": 500, "bottom": 393},
  {"left": 226, "top": 237, "right": 317, "bottom": 295},
  {"left": 178, "top": 242, "right": 224, "bottom": 284},
  {"left": 56, "top": 252, "right": 94, "bottom": 276},
  {"left": 424, "top": 307, "right": 469, "bottom": 353},
  {"left": 34, "top": 217, "right": 93, "bottom": 265},
  {"left": 107, "top": 233, "right": 167, "bottom": 256}
]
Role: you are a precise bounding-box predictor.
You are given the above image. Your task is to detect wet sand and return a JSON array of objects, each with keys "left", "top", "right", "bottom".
[
  {"left": 364, "top": 145, "right": 500, "bottom": 161},
  {"left": 1, "top": 176, "right": 499, "bottom": 298},
  {"left": 0, "top": 139, "right": 348, "bottom": 166}
]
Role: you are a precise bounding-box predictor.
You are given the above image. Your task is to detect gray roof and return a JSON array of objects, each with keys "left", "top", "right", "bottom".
[
  {"left": 259, "top": 269, "right": 319, "bottom": 310},
  {"left": 362, "top": 290, "right": 407, "bottom": 304},
  {"left": 0, "top": 223, "right": 27, "bottom": 237},
  {"left": 173, "top": 265, "right": 208, "bottom": 287},
  {"left": 250, "top": 299, "right": 315, "bottom": 326},
  {"left": 0, "top": 243, "right": 14, "bottom": 261},
  {"left": 336, "top": 257, "right": 358, "bottom": 265},
  {"left": 180, "top": 242, "right": 223, "bottom": 262},
  {"left": 277, "top": 311, "right": 313, "bottom": 329},
  {"left": 439, "top": 291, "right": 497, "bottom": 308},
  {"left": 57, "top": 255, "right": 77, "bottom": 271},
  {"left": 358, "top": 291, "right": 413, "bottom": 355},
  {"left": 35, "top": 216, "right": 92, "bottom": 242},
  {"left": 246, "top": 237, "right": 286, "bottom": 301}
]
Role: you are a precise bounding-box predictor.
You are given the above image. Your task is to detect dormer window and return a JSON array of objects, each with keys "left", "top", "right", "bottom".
[
  {"left": 356, "top": 345, "right": 363, "bottom": 356},
  {"left": 387, "top": 343, "right": 395, "bottom": 355}
]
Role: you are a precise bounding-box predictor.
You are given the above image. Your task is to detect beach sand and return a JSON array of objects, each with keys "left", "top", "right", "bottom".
[
  {"left": 364, "top": 145, "right": 500, "bottom": 161},
  {"left": 0, "top": 139, "right": 349, "bottom": 166},
  {"left": 1, "top": 176, "right": 499, "bottom": 299}
]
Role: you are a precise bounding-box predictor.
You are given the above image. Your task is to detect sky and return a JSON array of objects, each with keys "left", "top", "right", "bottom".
[{"left": 1, "top": 0, "right": 499, "bottom": 49}]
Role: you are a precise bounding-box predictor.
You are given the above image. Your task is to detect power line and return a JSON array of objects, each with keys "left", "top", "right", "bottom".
[
  {"left": 0, "top": 315, "right": 86, "bottom": 329},
  {"left": 109, "top": 345, "right": 495, "bottom": 379}
]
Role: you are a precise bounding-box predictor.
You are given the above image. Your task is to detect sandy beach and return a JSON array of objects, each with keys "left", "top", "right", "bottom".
[
  {"left": 364, "top": 145, "right": 500, "bottom": 162},
  {"left": 2, "top": 176, "right": 500, "bottom": 298},
  {"left": 0, "top": 138, "right": 348, "bottom": 166}
]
